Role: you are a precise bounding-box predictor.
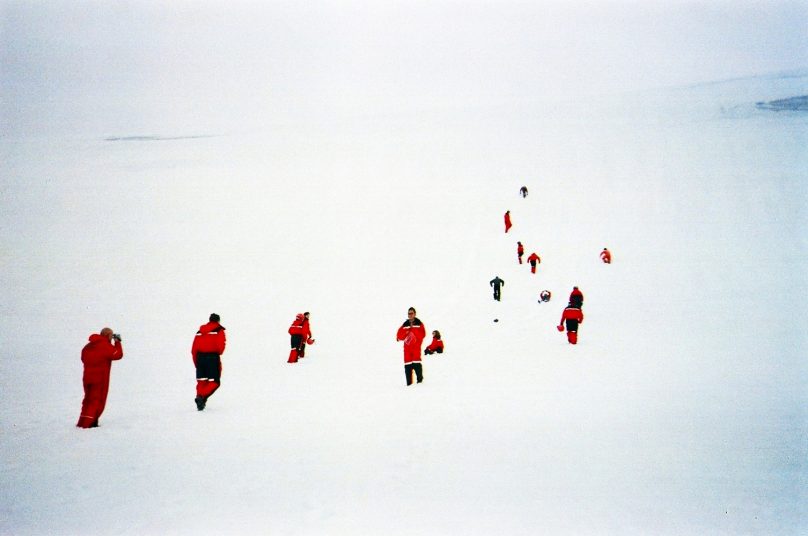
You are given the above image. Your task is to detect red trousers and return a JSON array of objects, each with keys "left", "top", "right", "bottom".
[{"left": 77, "top": 378, "right": 110, "bottom": 428}]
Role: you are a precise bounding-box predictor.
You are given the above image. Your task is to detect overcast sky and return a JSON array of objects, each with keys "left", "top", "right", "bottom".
[{"left": 2, "top": 1, "right": 807, "bottom": 136}]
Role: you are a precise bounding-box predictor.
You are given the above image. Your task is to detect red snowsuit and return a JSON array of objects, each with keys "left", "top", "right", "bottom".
[
  {"left": 288, "top": 314, "right": 313, "bottom": 363},
  {"left": 504, "top": 211, "right": 512, "bottom": 233},
  {"left": 424, "top": 337, "right": 444, "bottom": 355},
  {"left": 517, "top": 242, "right": 524, "bottom": 264},
  {"left": 559, "top": 306, "right": 584, "bottom": 344},
  {"left": 77, "top": 334, "right": 123, "bottom": 428},
  {"left": 397, "top": 317, "right": 426, "bottom": 384},
  {"left": 601, "top": 249, "right": 612, "bottom": 264},
  {"left": 527, "top": 252, "right": 540, "bottom": 273},
  {"left": 192, "top": 321, "right": 226, "bottom": 399}
]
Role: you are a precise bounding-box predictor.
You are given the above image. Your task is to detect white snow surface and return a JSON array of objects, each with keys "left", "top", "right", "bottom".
[{"left": 2, "top": 74, "right": 807, "bottom": 535}]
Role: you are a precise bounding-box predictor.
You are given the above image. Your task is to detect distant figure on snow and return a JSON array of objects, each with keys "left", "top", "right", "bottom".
[
  {"left": 517, "top": 241, "right": 524, "bottom": 264},
  {"left": 527, "top": 252, "right": 541, "bottom": 274},
  {"left": 569, "top": 286, "right": 584, "bottom": 308},
  {"left": 490, "top": 276, "right": 505, "bottom": 301},
  {"left": 77, "top": 327, "right": 123, "bottom": 428},
  {"left": 424, "top": 330, "right": 444, "bottom": 355},
  {"left": 288, "top": 312, "right": 315, "bottom": 363},
  {"left": 504, "top": 210, "right": 512, "bottom": 233},
  {"left": 520, "top": 186, "right": 528, "bottom": 198},
  {"left": 192, "top": 313, "right": 226, "bottom": 411},
  {"left": 539, "top": 290, "right": 552, "bottom": 303},
  {"left": 396, "top": 307, "right": 426, "bottom": 385},
  {"left": 600, "top": 247, "right": 612, "bottom": 264},
  {"left": 558, "top": 303, "right": 584, "bottom": 344}
]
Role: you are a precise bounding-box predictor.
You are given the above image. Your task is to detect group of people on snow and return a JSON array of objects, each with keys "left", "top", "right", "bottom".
[{"left": 496, "top": 186, "right": 613, "bottom": 346}]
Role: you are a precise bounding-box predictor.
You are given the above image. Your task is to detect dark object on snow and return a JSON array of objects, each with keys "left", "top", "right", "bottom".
[{"left": 755, "top": 96, "right": 808, "bottom": 112}]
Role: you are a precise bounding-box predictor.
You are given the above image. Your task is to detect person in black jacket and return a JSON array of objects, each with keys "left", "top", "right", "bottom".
[{"left": 490, "top": 276, "right": 505, "bottom": 301}]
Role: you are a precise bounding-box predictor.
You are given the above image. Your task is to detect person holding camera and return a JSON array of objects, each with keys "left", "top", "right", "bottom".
[
  {"left": 192, "top": 313, "right": 226, "bottom": 411},
  {"left": 77, "top": 327, "right": 124, "bottom": 428}
]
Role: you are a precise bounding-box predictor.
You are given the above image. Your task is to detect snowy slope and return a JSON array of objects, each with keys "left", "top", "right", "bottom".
[{"left": 2, "top": 71, "right": 807, "bottom": 535}]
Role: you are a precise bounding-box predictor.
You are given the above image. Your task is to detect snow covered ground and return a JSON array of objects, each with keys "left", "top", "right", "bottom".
[
  {"left": 2, "top": 4, "right": 807, "bottom": 532},
  {"left": 2, "top": 70, "right": 805, "bottom": 535}
]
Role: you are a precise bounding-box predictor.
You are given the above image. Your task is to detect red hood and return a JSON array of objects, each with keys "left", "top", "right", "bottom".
[{"left": 198, "top": 322, "right": 223, "bottom": 334}]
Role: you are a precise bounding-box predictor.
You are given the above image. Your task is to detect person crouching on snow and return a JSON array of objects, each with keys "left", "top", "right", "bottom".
[
  {"left": 396, "top": 307, "right": 426, "bottom": 385},
  {"left": 558, "top": 303, "right": 584, "bottom": 344},
  {"left": 424, "top": 330, "right": 444, "bottom": 355},
  {"left": 192, "top": 313, "right": 226, "bottom": 411}
]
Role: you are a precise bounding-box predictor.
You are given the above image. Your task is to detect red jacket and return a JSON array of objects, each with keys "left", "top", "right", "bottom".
[
  {"left": 289, "top": 315, "right": 314, "bottom": 343},
  {"left": 81, "top": 334, "right": 123, "bottom": 383},
  {"left": 517, "top": 243, "right": 524, "bottom": 256},
  {"left": 192, "top": 322, "right": 226, "bottom": 365},
  {"left": 601, "top": 249, "right": 612, "bottom": 263},
  {"left": 527, "top": 253, "right": 540, "bottom": 264},
  {"left": 397, "top": 318, "right": 426, "bottom": 363},
  {"left": 559, "top": 307, "right": 584, "bottom": 326},
  {"left": 504, "top": 212, "right": 512, "bottom": 231},
  {"left": 426, "top": 337, "right": 444, "bottom": 353}
]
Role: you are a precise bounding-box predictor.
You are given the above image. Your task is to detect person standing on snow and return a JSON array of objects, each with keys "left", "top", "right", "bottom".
[
  {"left": 520, "top": 186, "right": 528, "bottom": 198},
  {"left": 77, "top": 327, "right": 123, "bottom": 428},
  {"left": 569, "top": 286, "right": 584, "bottom": 308},
  {"left": 527, "top": 252, "right": 541, "bottom": 274},
  {"left": 600, "top": 247, "right": 612, "bottom": 264},
  {"left": 558, "top": 303, "right": 584, "bottom": 344},
  {"left": 424, "top": 330, "right": 444, "bottom": 355},
  {"left": 504, "top": 210, "right": 512, "bottom": 233},
  {"left": 490, "top": 276, "right": 505, "bottom": 301},
  {"left": 288, "top": 312, "right": 315, "bottom": 363},
  {"left": 396, "top": 307, "right": 426, "bottom": 385},
  {"left": 517, "top": 241, "right": 525, "bottom": 264},
  {"left": 192, "top": 313, "right": 226, "bottom": 411}
]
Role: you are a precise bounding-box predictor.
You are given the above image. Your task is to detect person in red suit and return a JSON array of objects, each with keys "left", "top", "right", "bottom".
[
  {"left": 527, "top": 252, "right": 541, "bottom": 273},
  {"left": 569, "top": 286, "right": 584, "bottom": 308},
  {"left": 558, "top": 303, "right": 584, "bottom": 344},
  {"left": 192, "top": 313, "right": 226, "bottom": 411},
  {"left": 288, "top": 312, "right": 315, "bottom": 363},
  {"left": 504, "top": 210, "right": 512, "bottom": 233},
  {"left": 424, "top": 330, "right": 444, "bottom": 355},
  {"left": 396, "top": 307, "right": 426, "bottom": 385},
  {"left": 517, "top": 241, "right": 524, "bottom": 264},
  {"left": 600, "top": 247, "right": 612, "bottom": 264},
  {"left": 77, "top": 327, "right": 124, "bottom": 428}
]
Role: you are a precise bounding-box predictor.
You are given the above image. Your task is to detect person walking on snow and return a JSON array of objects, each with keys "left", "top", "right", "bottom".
[
  {"left": 520, "top": 186, "right": 528, "bottom": 198},
  {"left": 77, "top": 327, "right": 123, "bottom": 428},
  {"left": 288, "top": 312, "right": 315, "bottom": 363},
  {"left": 569, "top": 286, "right": 584, "bottom": 308},
  {"left": 539, "top": 290, "right": 552, "bottom": 303},
  {"left": 517, "top": 241, "right": 524, "bottom": 264},
  {"left": 192, "top": 313, "right": 226, "bottom": 411},
  {"left": 396, "top": 307, "right": 426, "bottom": 385},
  {"left": 527, "top": 252, "right": 541, "bottom": 274},
  {"left": 600, "top": 247, "right": 612, "bottom": 264},
  {"left": 424, "top": 330, "right": 444, "bottom": 355},
  {"left": 558, "top": 303, "right": 584, "bottom": 344},
  {"left": 504, "top": 210, "right": 512, "bottom": 233},
  {"left": 490, "top": 276, "right": 505, "bottom": 301}
]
